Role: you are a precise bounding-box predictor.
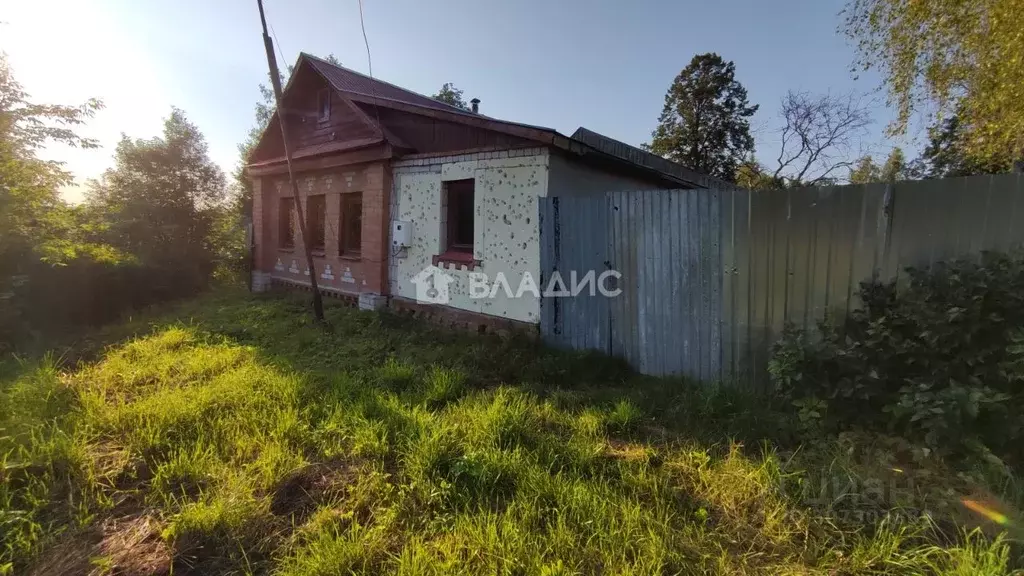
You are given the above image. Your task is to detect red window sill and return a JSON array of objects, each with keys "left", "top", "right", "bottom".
[
  {"left": 340, "top": 253, "right": 362, "bottom": 262},
  {"left": 433, "top": 250, "right": 481, "bottom": 270},
  {"left": 278, "top": 247, "right": 295, "bottom": 253}
]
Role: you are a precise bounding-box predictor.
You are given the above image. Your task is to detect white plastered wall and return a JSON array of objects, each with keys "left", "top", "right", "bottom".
[
  {"left": 389, "top": 147, "right": 674, "bottom": 324},
  {"left": 390, "top": 148, "right": 550, "bottom": 323}
]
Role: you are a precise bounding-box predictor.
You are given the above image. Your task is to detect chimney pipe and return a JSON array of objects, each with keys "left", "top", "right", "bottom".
[{"left": 470, "top": 98, "right": 480, "bottom": 114}]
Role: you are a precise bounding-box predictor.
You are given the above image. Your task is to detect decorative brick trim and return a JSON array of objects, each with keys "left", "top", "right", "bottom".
[
  {"left": 387, "top": 296, "right": 538, "bottom": 339},
  {"left": 392, "top": 147, "right": 548, "bottom": 170},
  {"left": 432, "top": 251, "right": 481, "bottom": 271}
]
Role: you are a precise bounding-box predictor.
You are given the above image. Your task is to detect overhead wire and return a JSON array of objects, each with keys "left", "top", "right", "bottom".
[{"left": 356, "top": 0, "right": 384, "bottom": 137}]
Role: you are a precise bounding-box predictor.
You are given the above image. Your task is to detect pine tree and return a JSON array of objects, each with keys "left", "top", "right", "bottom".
[{"left": 647, "top": 53, "right": 758, "bottom": 182}]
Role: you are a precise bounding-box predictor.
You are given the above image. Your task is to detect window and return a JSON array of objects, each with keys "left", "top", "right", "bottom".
[
  {"left": 279, "top": 197, "right": 295, "bottom": 249},
  {"left": 317, "top": 89, "right": 330, "bottom": 121},
  {"left": 445, "top": 179, "right": 474, "bottom": 253},
  {"left": 340, "top": 193, "right": 362, "bottom": 256},
  {"left": 307, "top": 194, "right": 326, "bottom": 252}
]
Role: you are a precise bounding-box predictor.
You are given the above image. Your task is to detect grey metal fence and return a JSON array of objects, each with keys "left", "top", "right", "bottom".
[{"left": 538, "top": 173, "right": 1024, "bottom": 387}]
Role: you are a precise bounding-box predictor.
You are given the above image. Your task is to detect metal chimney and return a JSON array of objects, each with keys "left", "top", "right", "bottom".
[{"left": 470, "top": 98, "right": 480, "bottom": 114}]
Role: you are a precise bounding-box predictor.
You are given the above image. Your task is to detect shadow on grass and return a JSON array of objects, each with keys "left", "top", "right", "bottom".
[
  {"left": 156, "top": 289, "right": 799, "bottom": 452},
  {"left": 5, "top": 288, "right": 1017, "bottom": 575}
]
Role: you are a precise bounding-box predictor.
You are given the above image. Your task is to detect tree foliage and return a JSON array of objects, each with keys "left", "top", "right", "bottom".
[
  {"left": 432, "top": 83, "right": 469, "bottom": 110},
  {"left": 734, "top": 158, "right": 785, "bottom": 191},
  {"left": 771, "top": 251, "right": 1024, "bottom": 465},
  {"left": 848, "top": 147, "right": 908, "bottom": 184},
  {"left": 88, "top": 108, "right": 228, "bottom": 279},
  {"left": 0, "top": 52, "right": 104, "bottom": 272},
  {"left": 0, "top": 56, "right": 240, "bottom": 347},
  {"left": 843, "top": 0, "right": 1024, "bottom": 167},
  {"left": 647, "top": 53, "right": 758, "bottom": 182},
  {"left": 915, "top": 113, "right": 1013, "bottom": 179}
]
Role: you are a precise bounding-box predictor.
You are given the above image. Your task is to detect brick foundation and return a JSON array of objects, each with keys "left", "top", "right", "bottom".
[
  {"left": 252, "top": 272, "right": 273, "bottom": 292},
  {"left": 269, "top": 280, "right": 537, "bottom": 338},
  {"left": 387, "top": 296, "right": 538, "bottom": 339},
  {"left": 271, "top": 277, "right": 360, "bottom": 307}
]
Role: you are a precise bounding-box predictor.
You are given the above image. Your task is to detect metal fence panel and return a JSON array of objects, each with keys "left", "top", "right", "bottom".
[{"left": 539, "top": 173, "right": 1024, "bottom": 387}]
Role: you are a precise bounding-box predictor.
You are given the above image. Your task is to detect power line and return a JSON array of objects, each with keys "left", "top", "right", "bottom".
[
  {"left": 262, "top": 0, "right": 289, "bottom": 83},
  {"left": 269, "top": 23, "right": 287, "bottom": 79},
  {"left": 356, "top": 0, "right": 383, "bottom": 137}
]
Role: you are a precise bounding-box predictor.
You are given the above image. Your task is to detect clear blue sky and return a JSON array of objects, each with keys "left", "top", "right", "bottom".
[{"left": 3, "top": 0, "right": 914, "bottom": 200}]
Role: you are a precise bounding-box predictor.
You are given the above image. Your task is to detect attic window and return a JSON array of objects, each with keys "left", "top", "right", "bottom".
[{"left": 317, "top": 89, "right": 330, "bottom": 121}]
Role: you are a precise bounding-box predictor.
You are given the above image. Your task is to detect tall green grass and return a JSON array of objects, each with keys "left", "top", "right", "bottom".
[{"left": 1, "top": 290, "right": 1018, "bottom": 574}]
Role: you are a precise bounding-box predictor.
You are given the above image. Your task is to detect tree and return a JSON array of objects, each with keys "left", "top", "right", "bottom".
[
  {"left": 848, "top": 155, "right": 881, "bottom": 184},
  {"left": 432, "top": 83, "right": 469, "bottom": 110},
  {"left": 913, "top": 113, "right": 1013, "bottom": 179},
  {"left": 0, "top": 53, "right": 103, "bottom": 272},
  {"left": 89, "top": 108, "right": 227, "bottom": 283},
  {"left": 843, "top": 0, "right": 1024, "bottom": 168},
  {"left": 734, "top": 157, "right": 785, "bottom": 190},
  {"left": 879, "top": 147, "right": 906, "bottom": 182},
  {"left": 647, "top": 53, "right": 758, "bottom": 182},
  {"left": 848, "top": 148, "right": 908, "bottom": 183},
  {"left": 767, "top": 91, "right": 872, "bottom": 187}
]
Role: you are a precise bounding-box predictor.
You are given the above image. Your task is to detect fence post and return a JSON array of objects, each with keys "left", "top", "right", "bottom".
[{"left": 879, "top": 183, "right": 896, "bottom": 281}]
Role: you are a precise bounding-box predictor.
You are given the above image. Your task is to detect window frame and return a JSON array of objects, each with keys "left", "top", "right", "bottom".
[
  {"left": 306, "top": 194, "right": 326, "bottom": 253},
  {"left": 444, "top": 179, "right": 475, "bottom": 254},
  {"left": 279, "top": 196, "right": 295, "bottom": 250},
  {"left": 340, "top": 192, "right": 363, "bottom": 258}
]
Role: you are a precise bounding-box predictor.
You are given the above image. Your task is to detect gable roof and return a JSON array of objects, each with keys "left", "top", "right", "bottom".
[
  {"left": 305, "top": 53, "right": 473, "bottom": 115},
  {"left": 254, "top": 54, "right": 717, "bottom": 189},
  {"left": 303, "top": 54, "right": 560, "bottom": 136}
]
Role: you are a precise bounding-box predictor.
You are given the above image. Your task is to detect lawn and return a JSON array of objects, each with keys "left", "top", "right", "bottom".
[{"left": 1, "top": 289, "right": 1018, "bottom": 575}]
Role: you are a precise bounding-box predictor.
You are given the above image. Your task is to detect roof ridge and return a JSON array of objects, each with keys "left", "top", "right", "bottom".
[{"left": 301, "top": 52, "right": 476, "bottom": 116}]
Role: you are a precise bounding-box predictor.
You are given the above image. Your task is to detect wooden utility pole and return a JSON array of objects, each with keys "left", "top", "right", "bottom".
[{"left": 256, "top": 0, "right": 324, "bottom": 321}]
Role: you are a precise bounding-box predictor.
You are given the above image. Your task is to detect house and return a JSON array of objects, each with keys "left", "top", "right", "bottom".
[{"left": 248, "top": 53, "right": 723, "bottom": 331}]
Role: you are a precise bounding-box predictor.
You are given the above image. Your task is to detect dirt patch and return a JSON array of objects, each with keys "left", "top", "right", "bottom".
[
  {"left": 25, "top": 529, "right": 101, "bottom": 576},
  {"left": 27, "top": 514, "right": 170, "bottom": 576},
  {"left": 96, "top": 515, "right": 172, "bottom": 575},
  {"left": 605, "top": 438, "right": 663, "bottom": 466},
  {"left": 269, "top": 459, "right": 360, "bottom": 522}
]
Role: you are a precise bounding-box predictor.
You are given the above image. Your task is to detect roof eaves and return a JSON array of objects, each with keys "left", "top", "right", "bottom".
[{"left": 569, "top": 128, "right": 736, "bottom": 190}]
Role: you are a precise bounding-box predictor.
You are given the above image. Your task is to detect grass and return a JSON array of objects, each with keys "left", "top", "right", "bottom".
[{"left": 1, "top": 288, "right": 1021, "bottom": 574}]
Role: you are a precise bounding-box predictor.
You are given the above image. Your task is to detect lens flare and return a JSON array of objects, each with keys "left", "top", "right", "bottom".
[{"left": 962, "top": 498, "right": 1010, "bottom": 526}]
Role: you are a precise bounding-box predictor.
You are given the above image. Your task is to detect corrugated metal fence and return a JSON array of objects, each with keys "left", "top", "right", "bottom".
[{"left": 539, "top": 173, "right": 1024, "bottom": 387}]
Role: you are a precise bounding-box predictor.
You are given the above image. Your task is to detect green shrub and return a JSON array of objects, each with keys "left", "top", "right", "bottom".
[
  {"left": 0, "top": 257, "right": 210, "bottom": 352},
  {"left": 769, "top": 251, "right": 1024, "bottom": 465}
]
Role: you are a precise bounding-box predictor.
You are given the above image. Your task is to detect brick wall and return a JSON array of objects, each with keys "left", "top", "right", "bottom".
[{"left": 253, "top": 160, "right": 391, "bottom": 296}]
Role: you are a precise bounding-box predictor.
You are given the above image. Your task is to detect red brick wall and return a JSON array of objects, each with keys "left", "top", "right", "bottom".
[{"left": 253, "top": 160, "right": 391, "bottom": 296}]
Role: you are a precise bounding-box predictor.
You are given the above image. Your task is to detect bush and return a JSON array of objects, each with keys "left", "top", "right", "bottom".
[
  {"left": 0, "top": 257, "right": 210, "bottom": 352},
  {"left": 769, "top": 251, "right": 1024, "bottom": 466}
]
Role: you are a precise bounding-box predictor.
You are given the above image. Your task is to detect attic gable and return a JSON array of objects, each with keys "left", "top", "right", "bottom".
[{"left": 248, "top": 57, "right": 383, "bottom": 165}]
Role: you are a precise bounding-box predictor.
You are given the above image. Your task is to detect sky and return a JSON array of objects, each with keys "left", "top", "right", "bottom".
[{"left": 2, "top": 0, "right": 916, "bottom": 202}]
